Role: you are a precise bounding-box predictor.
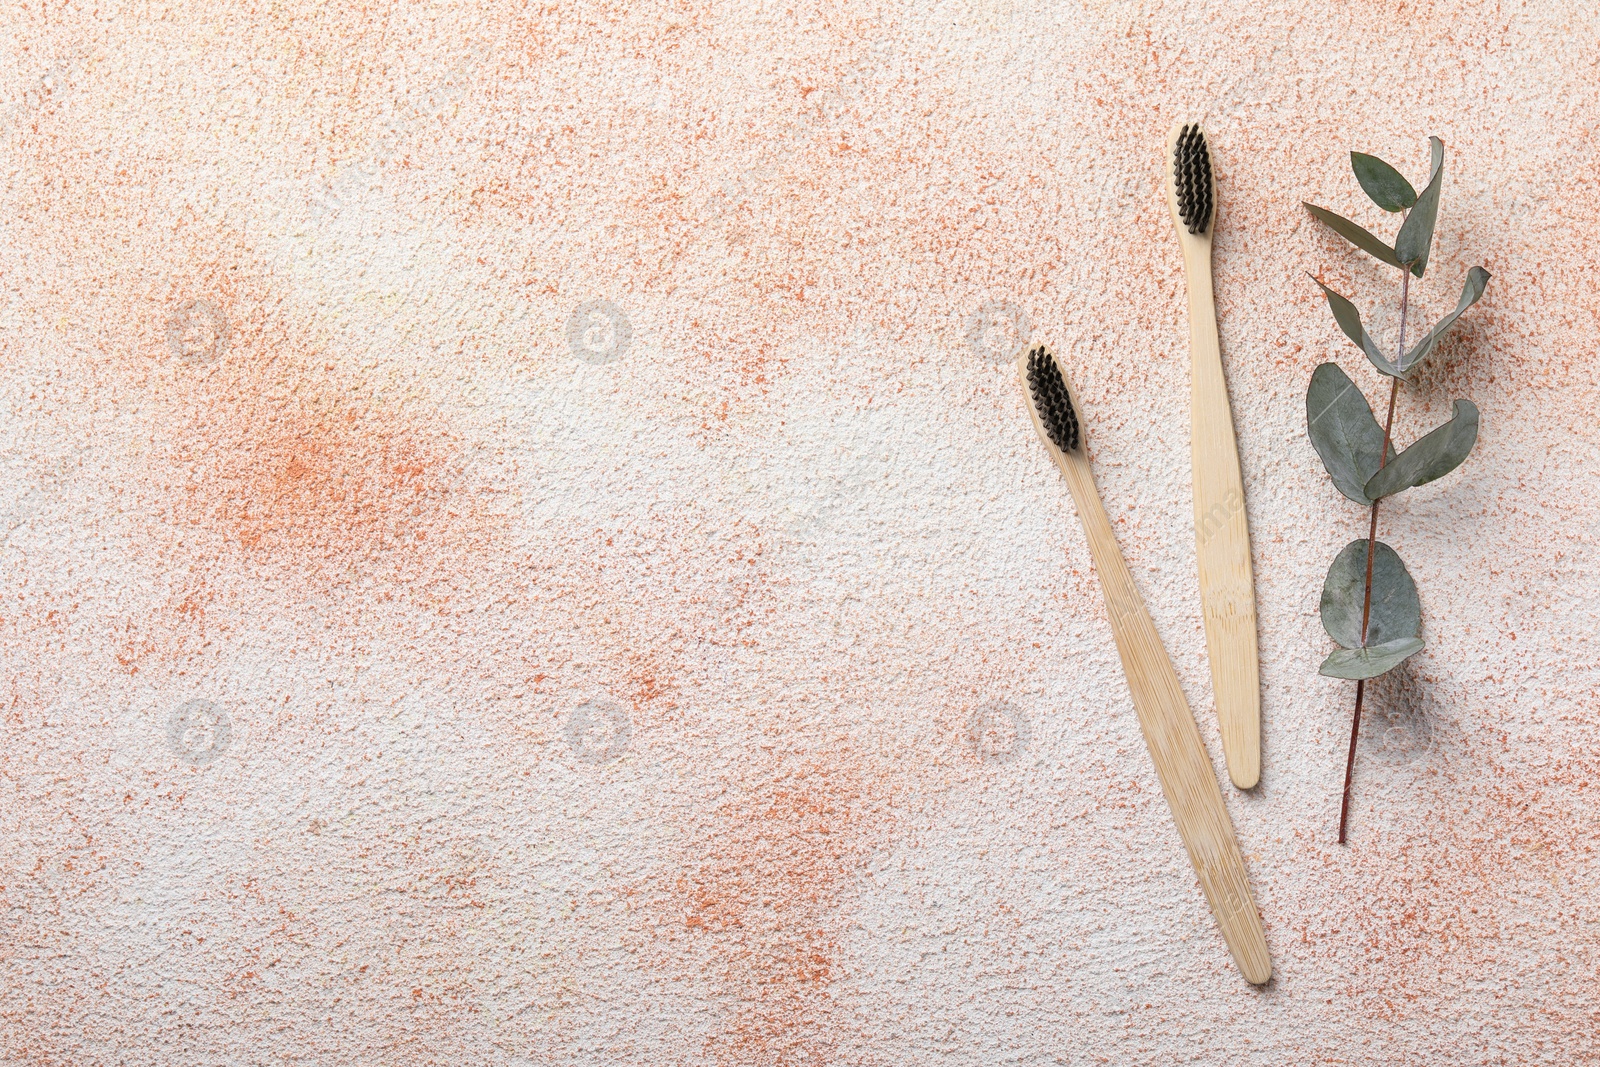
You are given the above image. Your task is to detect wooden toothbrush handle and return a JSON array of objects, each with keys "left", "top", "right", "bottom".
[
  {"left": 1060, "top": 453, "right": 1272, "bottom": 985},
  {"left": 1183, "top": 248, "right": 1262, "bottom": 790}
]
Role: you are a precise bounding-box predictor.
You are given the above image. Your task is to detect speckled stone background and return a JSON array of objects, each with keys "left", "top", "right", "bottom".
[{"left": 3, "top": 1, "right": 1597, "bottom": 1063}]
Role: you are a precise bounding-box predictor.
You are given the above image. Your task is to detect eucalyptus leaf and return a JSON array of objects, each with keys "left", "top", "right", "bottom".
[
  {"left": 1320, "top": 638, "right": 1425, "bottom": 680},
  {"left": 1312, "top": 278, "right": 1400, "bottom": 377},
  {"left": 1403, "top": 266, "right": 1491, "bottom": 372},
  {"left": 1306, "top": 363, "right": 1396, "bottom": 504},
  {"left": 1320, "top": 539, "right": 1421, "bottom": 649},
  {"left": 1395, "top": 136, "right": 1445, "bottom": 277},
  {"left": 1303, "top": 203, "right": 1405, "bottom": 269},
  {"left": 1364, "top": 400, "right": 1480, "bottom": 499},
  {"left": 1351, "top": 152, "right": 1417, "bottom": 212}
]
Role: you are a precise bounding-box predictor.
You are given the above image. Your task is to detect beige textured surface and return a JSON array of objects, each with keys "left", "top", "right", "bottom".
[{"left": 3, "top": 1, "right": 1598, "bottom": 1063}]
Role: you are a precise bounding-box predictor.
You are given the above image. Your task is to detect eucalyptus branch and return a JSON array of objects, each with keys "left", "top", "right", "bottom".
[{"left": 1302, "top": 138, "right": 1489, "bottom": 844}]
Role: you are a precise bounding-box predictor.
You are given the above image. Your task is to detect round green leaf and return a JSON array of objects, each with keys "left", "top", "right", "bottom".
[
  {"left": 1306, "top": 363, "right": 1395, "bottom": 504},
  {"left": 1402, "top": 267, "right": 1491, "bottom": 373},
  {"left": 1395, "top": 136, "right": 1445, "bottom": 277},
  {"left": 1364, "top": 400, "right": 1480, "bottom": 500},
  {"left": 1312, "top": 279, "right": 1397, "bottom": 376},
  {"left": 1303, "top": 203, "right": 1404, "bottom": 270},
  {"left": 1319, "top": 638, "right": 1425, "bottom": 680},
  {"left": 1351, "top": 152, "right": 1418, "bottom": 213},
  {"left": 1320, "top": 539, "right": 1421, "bottom": 649}
]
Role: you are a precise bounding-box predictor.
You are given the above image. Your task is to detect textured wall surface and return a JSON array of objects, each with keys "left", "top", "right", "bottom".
[{"left": 3, "top": 1, "right": 1597, "bottom": 1063}]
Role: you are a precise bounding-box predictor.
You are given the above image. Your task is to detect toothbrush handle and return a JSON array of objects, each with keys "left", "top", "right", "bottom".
[
  {"left": 1183, "top": 248, "right": 1262, "bottom": 790},
  {"left": 1059, "top": 450, "right": 1272, "bottom": 985}
]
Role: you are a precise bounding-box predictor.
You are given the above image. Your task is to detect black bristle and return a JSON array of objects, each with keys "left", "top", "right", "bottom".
[
  {"left": 1173, "top": 123, "right": 1214, "bottom": 235},
  {"left": 1025, "top": 346, "right": 1080, "bottom": 453}
]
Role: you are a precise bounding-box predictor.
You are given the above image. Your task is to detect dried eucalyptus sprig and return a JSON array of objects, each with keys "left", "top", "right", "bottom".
[{"left": 1303, "top": 137, "right": 1489, "bottom": 844}]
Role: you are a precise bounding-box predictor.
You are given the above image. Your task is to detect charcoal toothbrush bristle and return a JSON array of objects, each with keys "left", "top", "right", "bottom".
[
  {"left": 1173, "top": 123, "right": 1214, "bottom": 235},
  {"left": 1025, "top": 346, "right": 1080, "bottom": 453}
]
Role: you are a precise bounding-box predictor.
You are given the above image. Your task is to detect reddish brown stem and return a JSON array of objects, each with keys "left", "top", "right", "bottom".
[
  {"left": 1338, "top": 679, "right": 1366, "bottom": 843},
  {"left": 1338, "top": 269, "right": 1409, "bottom": 845}
]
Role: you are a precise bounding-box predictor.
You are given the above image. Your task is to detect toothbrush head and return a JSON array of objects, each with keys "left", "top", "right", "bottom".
[
  {"left": 1024, "top": 345, "right": 1080, "bottom": 453},
  {"left": 1172, "top": 123, "right": 1214, "bottom": 236}
]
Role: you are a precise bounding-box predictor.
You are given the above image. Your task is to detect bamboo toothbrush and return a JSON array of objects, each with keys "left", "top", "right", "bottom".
[
  {"left": 1164, "top": 122, "right": 1262, "bottom": 790},
  {"left": 1018, "top": 344, "right": 1271, "bottom": 984}
]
